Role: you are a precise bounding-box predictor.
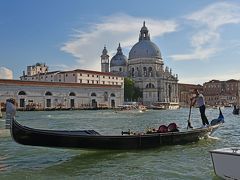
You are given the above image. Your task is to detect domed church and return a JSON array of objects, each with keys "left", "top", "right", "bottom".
[{"left": 101, "top": 22, "right": 179, "bottom": 106}]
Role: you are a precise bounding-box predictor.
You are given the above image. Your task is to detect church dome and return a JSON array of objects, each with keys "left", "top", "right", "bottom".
[
  {"left": 110, "top": 43, "right": 127, "bottom": 67},
  {"left": 129, "top": 22, "right": 162, "bottom": 60}
]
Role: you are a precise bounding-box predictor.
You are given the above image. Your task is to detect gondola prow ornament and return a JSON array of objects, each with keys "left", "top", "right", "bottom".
[{"left": 5, "top": 98, "right": 16, "bottom": 129}]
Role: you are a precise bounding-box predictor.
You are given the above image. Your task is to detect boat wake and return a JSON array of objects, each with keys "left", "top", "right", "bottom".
[{"left": 208, "top": 135, "right": 220, "bottom": 140}]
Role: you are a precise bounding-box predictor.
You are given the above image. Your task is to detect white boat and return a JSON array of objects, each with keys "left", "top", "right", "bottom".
[{"left": 210, "top": 147, "right": 240, "bottom": 179}]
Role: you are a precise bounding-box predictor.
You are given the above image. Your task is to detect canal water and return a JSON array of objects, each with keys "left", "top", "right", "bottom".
[{"left": 0, "top": 107, "right": 238, "bottom": 179}]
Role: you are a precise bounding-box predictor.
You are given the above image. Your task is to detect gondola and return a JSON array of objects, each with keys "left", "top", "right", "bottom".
[{"left": 7, "top": 100, "right": 223, "bottom": 150}]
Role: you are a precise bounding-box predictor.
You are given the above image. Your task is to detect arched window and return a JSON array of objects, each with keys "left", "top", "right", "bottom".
[
  {"left": 45, "top": 91, "right": 52, "bottom": 96},
  {"left": 110, "top": 93, "right": 115, "bottom": 97},
  {"left": 146, "top": 83, "right": 155, "bottom": 88},
  {"left": 148, "top": 67, "right": 153, "bottom": 77},
  {"left": 136, "top": 67, "right": 139, "bottom": 77},
  {"left": 91, "top": 92, "right": 96, "bottom": 97},
  {"left": 131, "top": 68, "right": 134, "bottom": 77},
  {"left": 119, "top": 67, "right": 122, "bottom": 72},
  {"left": 18, "top": 91, "right": 26, "bottom": 95},
  {"left": 69, "top": 92, "right": 76, "bottom": 96},
  {"left": 143, "top": 67, "right": 147, "bottom": 77}
]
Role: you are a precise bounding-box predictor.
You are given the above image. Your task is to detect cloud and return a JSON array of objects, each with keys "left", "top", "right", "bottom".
[
  {"left": 179, "top": 70, "right": 240, "bottom": 85},
  {"left": 61, "top": 14, "right": 178, "bottom": 70},
  {"left": 170, "top": 47, "right": 218, "bottom": 61},
  {"left": 0, "top": 67, "right": 13, "bottom": 79},
  {"left": 170, "top": 2, "right": 240, "bottom": 61}
]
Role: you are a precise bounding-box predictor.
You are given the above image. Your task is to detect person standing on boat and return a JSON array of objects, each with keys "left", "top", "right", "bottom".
[{"left": 191, "top": 89, "right": 209, "bottom": 127}]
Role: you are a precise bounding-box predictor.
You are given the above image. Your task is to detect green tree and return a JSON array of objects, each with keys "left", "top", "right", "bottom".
[{"left": 124, "top": 78, "right": 142, "bottom": 101}]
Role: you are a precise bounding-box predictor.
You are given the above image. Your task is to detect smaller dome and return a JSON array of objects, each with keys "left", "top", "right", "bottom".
[{"left": 110, "top": 43, "right": 127, "bottom": 67}]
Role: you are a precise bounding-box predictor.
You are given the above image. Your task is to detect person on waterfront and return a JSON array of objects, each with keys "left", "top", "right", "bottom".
[{"left": 190, "top": 89, "right": 209, "bottom": 127}]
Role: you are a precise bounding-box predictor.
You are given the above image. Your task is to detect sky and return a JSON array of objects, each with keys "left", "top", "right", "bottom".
[{"left": 1, "top": 0, "right": 240, "bottom": 84}]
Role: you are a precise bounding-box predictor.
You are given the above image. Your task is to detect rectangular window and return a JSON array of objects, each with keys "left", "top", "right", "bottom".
[
  {"left": 19, "top": 99, "right": 25, "bottom": 108},
  {"left": 87, "top": 80, "right": 89, "bottom": 83},
  {"left": 46, "top": 99, "right": 51, "bottom": 108},
  {"left": 92, "top": 80, "right": 94, "bottom": 84},
  {"left": 70, "top": 99, "right": 75, "bottom": 108}
]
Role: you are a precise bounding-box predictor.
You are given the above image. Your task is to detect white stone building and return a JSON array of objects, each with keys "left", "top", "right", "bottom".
[
  {"left": 0, "top": 79, "right": 123, "bottom": 110},
  {"left": 20, "top": 66, "right": 124, "bottom": 87}
]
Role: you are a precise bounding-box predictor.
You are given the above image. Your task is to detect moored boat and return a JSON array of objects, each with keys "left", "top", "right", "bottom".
[{"left": 210, "top": 147, "right": 240, "bottom": 179}]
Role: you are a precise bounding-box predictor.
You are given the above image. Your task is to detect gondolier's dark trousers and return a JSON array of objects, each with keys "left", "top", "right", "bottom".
[{"left": 199, "top": 105, "right": 209, "bottom": 126}]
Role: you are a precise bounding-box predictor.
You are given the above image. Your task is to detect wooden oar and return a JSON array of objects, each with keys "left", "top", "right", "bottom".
[{"left": 187, "top": 104, "right": 193, "bottom": 129}]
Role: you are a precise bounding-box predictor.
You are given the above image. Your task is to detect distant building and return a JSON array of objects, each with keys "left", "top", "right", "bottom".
[
  {"left": 203, "top": 79, "right": 240, "bottom": 106},
  {"left": 178, "top": 83, "right": 203, "bottom": 107},
  {"left": 100, "top": 22, "right": 179, "bottom": 106},
  {"left": 20, "top": 67, "right": 124, "bottom": 86},
  {"left": 24, "top": 62, "right": 48, "bottom": 76}
]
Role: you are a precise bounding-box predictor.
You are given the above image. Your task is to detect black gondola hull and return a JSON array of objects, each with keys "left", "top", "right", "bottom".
[{"left": 10, "top": 118, "right": 220, "bottom": 150}]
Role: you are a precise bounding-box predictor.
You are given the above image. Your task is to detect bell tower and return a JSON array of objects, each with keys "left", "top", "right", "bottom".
[{"left": 101, "top": 46, "right": 109, "bottom": 72}]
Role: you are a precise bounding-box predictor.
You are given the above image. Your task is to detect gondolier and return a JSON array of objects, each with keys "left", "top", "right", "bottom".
[{"left": 191, "top": 89, "right": 210, "bottom": 127}]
